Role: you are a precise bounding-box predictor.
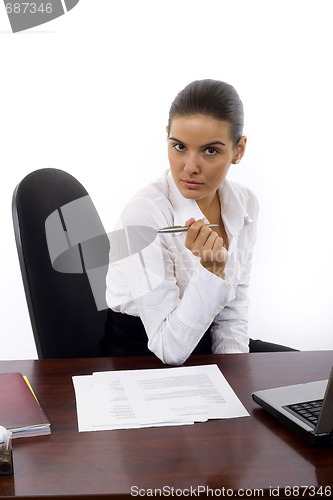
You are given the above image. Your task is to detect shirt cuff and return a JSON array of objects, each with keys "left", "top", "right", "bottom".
[{"left": 177, "top": 264, "right": 236, "bottom": 328}]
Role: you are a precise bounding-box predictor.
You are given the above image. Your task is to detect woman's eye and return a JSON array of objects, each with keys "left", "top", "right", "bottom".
[
  {"left": 174, "top": 143, "right": 186, "bottom": 152},
  {"left": 205, "top": 147, "right": 218, "bottom": 156}
]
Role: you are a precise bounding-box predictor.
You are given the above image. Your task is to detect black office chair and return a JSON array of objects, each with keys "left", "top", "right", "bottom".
[{"left": 12, "top": 168, "right": 110, "bottom": 359}]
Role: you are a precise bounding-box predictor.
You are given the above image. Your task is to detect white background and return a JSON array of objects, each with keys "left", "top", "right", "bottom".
[{"left": 1, "top": 0, "right": 332, "bottom": 360}]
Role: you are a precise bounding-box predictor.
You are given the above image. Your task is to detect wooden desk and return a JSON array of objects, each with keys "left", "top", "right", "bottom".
[{"left": 0, "top": 351, "right": 333, "bottom": 499}]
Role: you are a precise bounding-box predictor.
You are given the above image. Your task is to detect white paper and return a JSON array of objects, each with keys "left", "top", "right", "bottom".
[
  {"left": 72, "top": 374, "right": 193, "bottom": 431},
  {"left": 73, "top": 364, "right": 249, "bottom": 432},
  {"left": 72, "top": 375, "right": 118, "bottom": 432}
]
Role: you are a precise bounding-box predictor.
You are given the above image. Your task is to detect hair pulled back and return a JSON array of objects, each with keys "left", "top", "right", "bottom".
[{"left": 168, "top": 79, "right": 244, "bottom": 146}]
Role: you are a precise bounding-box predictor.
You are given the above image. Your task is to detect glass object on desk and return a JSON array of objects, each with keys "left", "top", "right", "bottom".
[{"left": 0, "top": 426, "right": 13, "bottom": 476}]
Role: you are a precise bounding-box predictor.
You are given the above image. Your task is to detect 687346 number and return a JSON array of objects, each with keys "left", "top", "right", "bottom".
[
  {"left": 283, "top": 485, "right": 332, "bottom": 497},
  {"left": 5, "top": 3, "right": 53, "bottom": 14}
]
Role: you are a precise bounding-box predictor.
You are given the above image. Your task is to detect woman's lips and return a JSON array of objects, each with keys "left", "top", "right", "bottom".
[{"left": 182, "top": 179, "right": 203, "bottom": 189}]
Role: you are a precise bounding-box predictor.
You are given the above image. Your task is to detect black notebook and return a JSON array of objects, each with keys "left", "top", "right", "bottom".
[{"left": 252, "top": 366, "right": 333, "bottom": 446}]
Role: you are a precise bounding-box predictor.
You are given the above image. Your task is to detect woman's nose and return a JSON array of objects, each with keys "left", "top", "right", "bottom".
[{"left": 183, "top": 153, "right": 200, "bottom": 174}]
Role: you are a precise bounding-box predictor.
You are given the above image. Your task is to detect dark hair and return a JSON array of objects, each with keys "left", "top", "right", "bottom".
[{"left": 168, "top": 79, "right": 244, "bottom": 146}]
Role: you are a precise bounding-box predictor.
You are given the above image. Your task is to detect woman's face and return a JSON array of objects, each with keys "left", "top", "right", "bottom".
[{"left": 167, "top": 114, "right": 246, "bottom": 209}]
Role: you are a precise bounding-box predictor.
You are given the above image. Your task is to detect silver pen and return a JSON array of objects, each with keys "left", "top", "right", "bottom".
[{"left": 157, "top": 224, "right": 218, "bottom": 233}]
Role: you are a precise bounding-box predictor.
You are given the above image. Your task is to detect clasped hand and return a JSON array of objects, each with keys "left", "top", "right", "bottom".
[{"left": 184, "top": 218, "right": 228, "bottom": 279}]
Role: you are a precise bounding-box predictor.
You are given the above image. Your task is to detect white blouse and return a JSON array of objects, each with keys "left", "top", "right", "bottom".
[{"left": 106, "top": 170, "right": 259, "bottom": 365}]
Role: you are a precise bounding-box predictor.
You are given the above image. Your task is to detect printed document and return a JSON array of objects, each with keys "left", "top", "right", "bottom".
[{"left": 72, "top": 364, "right": 249, "bottom": 432}]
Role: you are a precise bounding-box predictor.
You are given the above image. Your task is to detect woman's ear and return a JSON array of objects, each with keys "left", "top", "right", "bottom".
[{"left": 233, "top": 135, "right": 247, "bottom": 164}]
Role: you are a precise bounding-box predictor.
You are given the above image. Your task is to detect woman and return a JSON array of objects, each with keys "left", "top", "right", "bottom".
[{"left": 102, "top": 79, "right": 294, "bottom": 364}]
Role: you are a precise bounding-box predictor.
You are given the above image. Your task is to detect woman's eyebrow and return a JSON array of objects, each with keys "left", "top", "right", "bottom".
[
  {"left": 168, "top": 136, "right": 185, "bottom": 143},
  {"left": 201, "top": 140, "right": 226, "bottom": 148}
]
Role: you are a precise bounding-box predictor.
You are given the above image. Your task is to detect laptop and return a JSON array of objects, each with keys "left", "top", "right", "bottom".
[{"left": 252, "top": 366, "right": 333, "bottom": 445}]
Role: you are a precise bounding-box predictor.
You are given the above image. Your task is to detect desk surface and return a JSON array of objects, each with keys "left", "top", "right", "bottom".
[{"left": 0, "top": 351, "right": 333, "bottom": 499}]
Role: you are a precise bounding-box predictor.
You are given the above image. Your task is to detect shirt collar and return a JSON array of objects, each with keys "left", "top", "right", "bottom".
[
  {"left": 167, "top": 170, "right": 252, "bottom": 236},
  {"left": 217, "top": 180, "right": 253, "bottom": 236}
]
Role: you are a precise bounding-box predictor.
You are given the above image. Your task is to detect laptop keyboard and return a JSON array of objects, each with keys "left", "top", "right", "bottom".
[{"left": 283, "top": 399, "right": 323, "bottom": 429}]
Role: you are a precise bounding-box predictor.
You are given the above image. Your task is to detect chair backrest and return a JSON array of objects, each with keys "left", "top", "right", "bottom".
[{"left": 12, "top": 168, "right": 109, "bottom": 359}]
